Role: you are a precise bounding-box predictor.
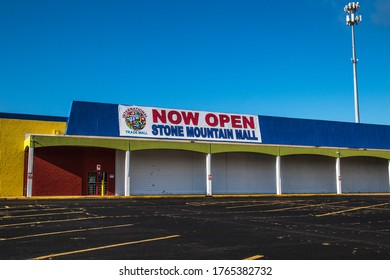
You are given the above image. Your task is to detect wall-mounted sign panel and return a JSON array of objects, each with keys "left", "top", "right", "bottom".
[{"left": 118, "top": 105, "right": 262, "bottom": 143}]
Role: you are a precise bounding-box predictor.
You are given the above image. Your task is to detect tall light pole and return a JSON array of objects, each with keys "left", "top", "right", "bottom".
[{"left": 344, "top": 2, "right": 362, "bottom": 123}]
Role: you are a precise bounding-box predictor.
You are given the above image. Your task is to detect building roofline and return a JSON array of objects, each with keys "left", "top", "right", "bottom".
[{"left": 0, "top": 112, "right": 68, "bottom": 122}]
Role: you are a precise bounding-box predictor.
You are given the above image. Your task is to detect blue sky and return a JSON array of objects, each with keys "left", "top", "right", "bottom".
[{"left": 1, "top": 0, "right": 390, "bottom": 124}]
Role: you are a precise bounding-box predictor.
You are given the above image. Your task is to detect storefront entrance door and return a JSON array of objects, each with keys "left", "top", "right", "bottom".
[{"left": 87, "top": 172, "right": 108, "bottom": 195}]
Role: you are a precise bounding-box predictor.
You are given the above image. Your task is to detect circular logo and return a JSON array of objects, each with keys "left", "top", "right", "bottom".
[{"left": 122, "top": 107, "right": 147, "bottom": 131}]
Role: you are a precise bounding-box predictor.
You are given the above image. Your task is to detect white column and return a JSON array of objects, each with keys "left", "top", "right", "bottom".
[
  {"left": 336, "top": 157, "right": 342, "bottom": 194},
  {"left": 26, "top": 146, "right": 34, "bottom": 197},
  {"left": 206, "top": 153, "right": 212, "bottom": 196},
  {"left": 388, "top": 160, "right": 390, "bottom": 192},
  {"left": 124, "top": 150, "right": 131, "bottom": 196},
  {"left": 276, "top": 156, "right": 282, "bottom": 195}
]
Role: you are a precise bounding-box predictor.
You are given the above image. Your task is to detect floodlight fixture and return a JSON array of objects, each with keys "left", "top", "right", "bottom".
[{"left": 344, "top": 2, "right": 362, "bottom": 123}]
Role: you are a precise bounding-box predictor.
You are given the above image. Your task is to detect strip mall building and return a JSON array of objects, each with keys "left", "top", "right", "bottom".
[{"left": 1, "top": 100, "right": 390, "bottom": 197}]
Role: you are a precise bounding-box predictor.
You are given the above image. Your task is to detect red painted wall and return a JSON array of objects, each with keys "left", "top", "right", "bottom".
[
  {"left": 81, "top": 148, "right": 116, "bottom": 195},
  {"left": 32, "top": 147, "right": 115, "bottom": 196}
]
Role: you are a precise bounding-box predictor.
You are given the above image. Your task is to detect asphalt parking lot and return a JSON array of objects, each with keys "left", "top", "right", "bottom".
[{"left": 0, "top": 195, "right": 389, "bottom": 260}]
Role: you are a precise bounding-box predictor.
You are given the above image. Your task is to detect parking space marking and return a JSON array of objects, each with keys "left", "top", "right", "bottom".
[
  {"left": 244, "top": 255, "right": 264, "bottom": 260},
  {"left": 0, "top": 205, "right": 36, "bottom": 211},
  {"left": 0, "top": 204, "right": 51, "bottom": 212},
  {"left": 187, "top": 201, "right": 256, "bottom": 207},
  {"left": 0, "top": 207, "right": 68, "bottom": 214},
  {"left": 1, "top": 211, "right": 85, "bottom": 219},
  {"left": 225, "top": 200, "right": 299, "bottom": 209},
  {"left": 188, "top": 199, "right": 309, "bottom": 208},
  {"left": 315, "top": 202, "right": 389, "bottom": 217},
  {"left": 0, "top": 224, "right": 134, "bottom": 241},
  {"left": 264, "top": 201, "right": 348, "bottom": 212},
  {"left": 0, "top": 216, "right": 106, "bottom": 228},
  {"left": 32, "top": 234, "right": 181, "bottom": 260},
  {"left": 226, "top": 203, "right": 270, "bottom": 209}
]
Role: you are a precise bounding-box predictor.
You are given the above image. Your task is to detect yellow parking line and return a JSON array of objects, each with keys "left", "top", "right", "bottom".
[
  {"left": 0, "top": 207, "right": 68, "bottom": 214},
  {"left": 0, "top": 216, "right": 106, "bottom": 228},
  {"left": 226, "top": 203, "right": 268, "bottom": 209},
  {"left": 32, "top": 234, "right": 181, "bottom": 260},
  {"left": 1, "top": 211, "right": 85, "bottom": 219},
  {"left": 226, "top": 200, "right": 297, "bottom": 209},
  {"left": 316, "top": 202, "right": 389, "bottom": 217},
  {"left": 187, "top": 200, "right": 263, "bottom": 207},
  {"left": 0, "top": 206, "right": 35, "bottom": 211},
  {"left": 187, "top": 201, "right": 235, "bottom": 206},
  {"left": 264, "top": 201, "right": 348, "bottom": 212},
  {"left": 244, "top": 255, "right": 264, "bottom": 260},
  {"left": 186, "top": 202, "right": 205, "bottom": 206},
  {"left": 0, "top": 224, "right": 134, "bottom": 241}
]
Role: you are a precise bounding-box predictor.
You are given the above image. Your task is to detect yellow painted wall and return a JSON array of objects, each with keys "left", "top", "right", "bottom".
[{"left": 0, "top": 118, "right": 67, "bottom": 196}]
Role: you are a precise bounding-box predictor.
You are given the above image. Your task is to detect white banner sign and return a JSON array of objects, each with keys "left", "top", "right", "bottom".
[{"left": 118, "top": 105, "right": 262, "bottom": 143}]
